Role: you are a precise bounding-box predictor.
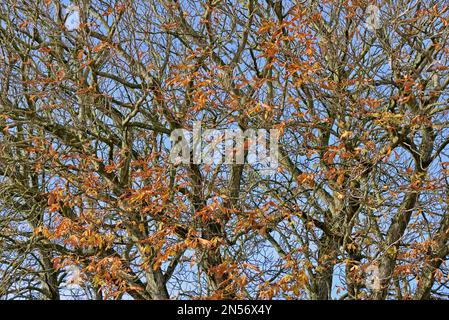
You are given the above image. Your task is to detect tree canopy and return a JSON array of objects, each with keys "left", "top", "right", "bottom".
[{"left": 1, "top": 0, "right": 449, "bottom": 300}]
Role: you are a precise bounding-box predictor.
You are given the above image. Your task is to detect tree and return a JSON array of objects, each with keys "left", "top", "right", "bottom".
[{"left": 1, "top": 0, "right": 449, "bottom": 300}]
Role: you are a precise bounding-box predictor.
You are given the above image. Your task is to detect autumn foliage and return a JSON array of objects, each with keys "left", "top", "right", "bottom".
[{"left": 2, "top": 0, "right": 449, "bottom": 300}]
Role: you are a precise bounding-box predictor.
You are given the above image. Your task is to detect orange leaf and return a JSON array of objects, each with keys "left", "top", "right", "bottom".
[{"left": 47, "top": 193, "right": 56, "bottom": 206}]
